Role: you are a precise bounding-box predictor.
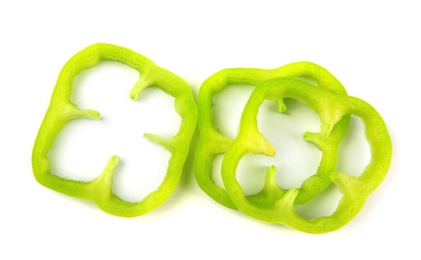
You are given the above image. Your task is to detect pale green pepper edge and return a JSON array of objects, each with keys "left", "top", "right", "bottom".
[
  {"left": 194, "top": 62, "right": 350, "bottom": 209},
  {"left": 32, "top": 43, "right": 198, "bottom": 217},
  {"left": 221, "top": 77, "right": 392, "bottom": 234}
]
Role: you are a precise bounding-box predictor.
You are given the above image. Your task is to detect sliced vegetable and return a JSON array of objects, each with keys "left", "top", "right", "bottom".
[
  {"left": 32, "top": 43, "right": 197, "bottom": 217},
  {"left": 195, "top": 62, "right": 350, "bottom": 209},
  {"left": 221, "top": 77, "right": 392, "bottom": 233}
]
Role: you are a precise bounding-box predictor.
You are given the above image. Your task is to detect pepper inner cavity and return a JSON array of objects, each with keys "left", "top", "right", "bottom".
[
  {"left": 49, "top": 61, "right": 181, "bottom": 203},
  {"left": 254, "top": 98, "right": 322, "bottom": 190}
]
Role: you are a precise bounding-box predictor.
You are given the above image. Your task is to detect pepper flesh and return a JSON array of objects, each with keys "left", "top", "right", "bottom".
[
  {"left": 221, "top": 77, "right": 392, "bottom": 233},
  {"left": 194, "top": 62, "right": 350, "bottom": 209},
  {"left": 32, "top": 43, "right": 197, "bottom": 217}
]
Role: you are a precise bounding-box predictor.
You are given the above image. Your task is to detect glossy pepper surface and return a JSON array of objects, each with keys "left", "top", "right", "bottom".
[
  {"left": 221, "top": 77, "right": 392, "bottom": 233},
  {"left": 195, "top": 62, "right": 350, "bottom": 209},
  {"left": 32, "top": 43, "right": 197, "bottom": 217}
]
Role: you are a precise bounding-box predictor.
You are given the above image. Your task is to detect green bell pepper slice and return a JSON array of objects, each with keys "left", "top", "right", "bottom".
[
  {"left": 32, "top": 43, "right": 197, "bottom": 217},
  {"left": 221, "top": 77, "right": 392, "bottom": 233},
  {"left": 195, "top": 62, "right": 350, "bottom": 209}
]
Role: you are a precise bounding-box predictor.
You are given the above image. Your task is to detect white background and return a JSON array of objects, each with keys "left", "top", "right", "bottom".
[{"left": 1, "top": 1, "right": 419, "bottom": 259}]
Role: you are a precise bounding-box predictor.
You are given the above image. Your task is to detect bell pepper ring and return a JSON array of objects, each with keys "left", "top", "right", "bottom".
[
  {"left": 194, "top": 62, "right": 350, "bottom": 209},
  {"left": 32, "top": 43, "right": 198, "bottom": 217},
  {"left": 221, "top": 77, "right": 392, "bottom": 233}
]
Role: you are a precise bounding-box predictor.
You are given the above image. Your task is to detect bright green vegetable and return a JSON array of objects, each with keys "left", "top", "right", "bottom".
[
  {"left": 221, "top": 77, "right": 392, "bottom": 233},
  {"left": 194, "top": 62, "right": 350, "bottom": 209},
  {"left": 32, "top": 43, "right": 197, "bottom": 217},
  {"left": 32, "top": 44, "right": 391, "bottom": 232}
]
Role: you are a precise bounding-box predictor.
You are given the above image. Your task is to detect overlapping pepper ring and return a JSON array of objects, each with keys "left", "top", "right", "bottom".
[
  {"left": 221, "top": 77, "right": 392, "bottom": 233},
  {"left": 195, "top": 62, "right": 351, "bottom": 209},
  {"left": 32, "top": 43, "right": 197, "bottom": 217}
]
